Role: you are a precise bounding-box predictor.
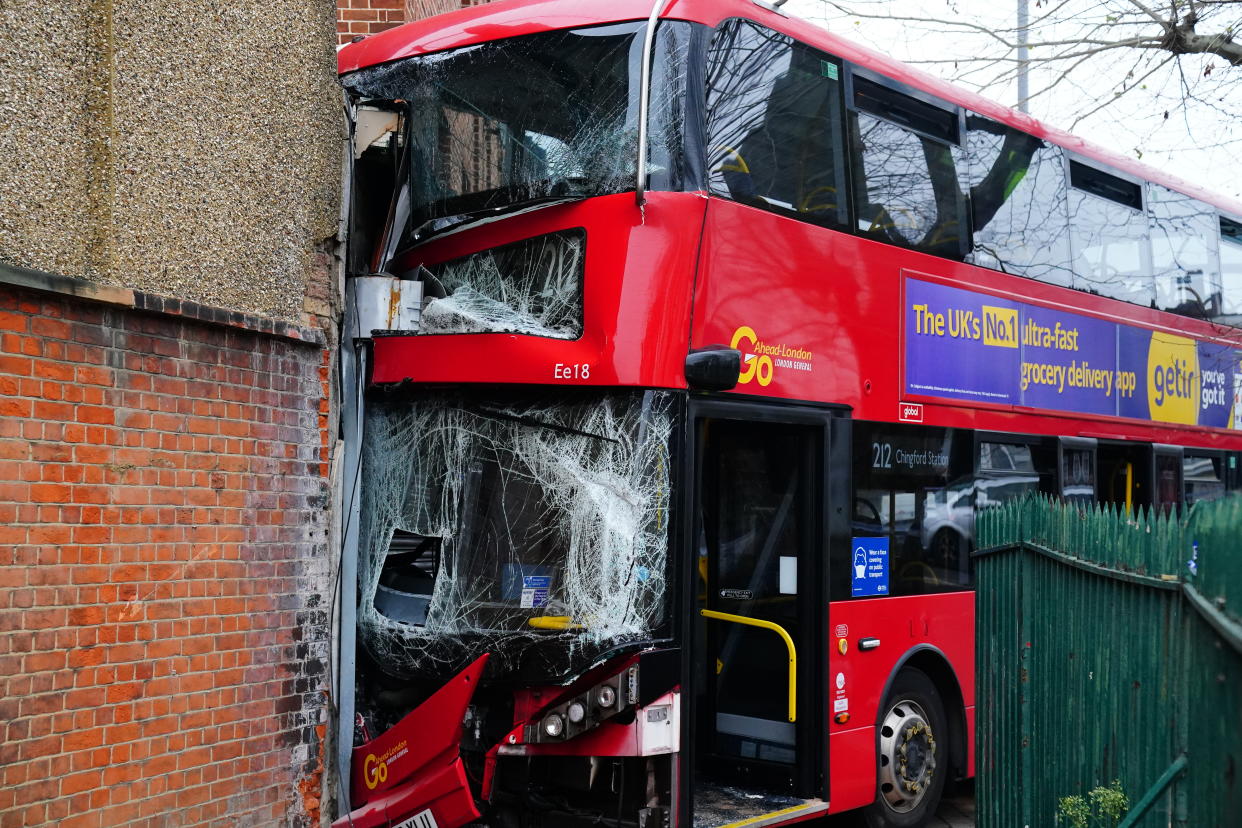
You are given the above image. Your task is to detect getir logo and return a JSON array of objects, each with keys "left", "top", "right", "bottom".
[{"left": 1147, "top": 333, "right": 1199, "bottom": 425}]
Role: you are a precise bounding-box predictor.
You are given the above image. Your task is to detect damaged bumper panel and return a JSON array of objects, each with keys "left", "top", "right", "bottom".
[
  {"left": 335, "top": 656, "right": 489, "bottom": 828},
  {"left": 333, "top": 761, "right": 479, "bottom": 828},
  {"left": 358, "top": 390, "right": 674, "bottom": 679}
]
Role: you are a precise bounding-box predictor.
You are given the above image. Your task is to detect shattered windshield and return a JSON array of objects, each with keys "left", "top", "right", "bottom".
[
  {"left": 342, "top": 21, "right": 695, "bottom": 248},
  {"left": 417, "top": 229, "right": 585, "bottom": 339},
  {"left": 359, "top": 390, "right": 674, "bottom": 680}
]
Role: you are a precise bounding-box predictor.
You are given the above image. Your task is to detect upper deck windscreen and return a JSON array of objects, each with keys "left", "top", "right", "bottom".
[{"left": 342, "top": 21, "right": 695, "bottom": 251}]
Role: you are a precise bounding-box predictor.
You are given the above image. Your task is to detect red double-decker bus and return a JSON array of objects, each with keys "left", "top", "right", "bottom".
[{"left": 333, "top": 2, "right": 1242, "bottom": 827}]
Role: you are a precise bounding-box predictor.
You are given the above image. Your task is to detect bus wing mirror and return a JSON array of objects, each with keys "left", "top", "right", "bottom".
[{"left": 684, "top": 347, "right": 741, "bottom": 391}]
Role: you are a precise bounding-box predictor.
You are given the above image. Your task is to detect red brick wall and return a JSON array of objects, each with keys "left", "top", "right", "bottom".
[
  {"left": 336, "top": 0, "right": 491, "bottom": 45},
  {"left": 337, "top": 0, "right": 408, "bottom": 46},
  {"left": 0, "top": 282, "right": 333, "bottom": 827}
]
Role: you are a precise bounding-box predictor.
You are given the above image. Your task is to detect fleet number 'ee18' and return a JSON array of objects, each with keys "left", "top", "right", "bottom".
[{"left": 554, "top": 363, "right": 591, "bottom": 380}]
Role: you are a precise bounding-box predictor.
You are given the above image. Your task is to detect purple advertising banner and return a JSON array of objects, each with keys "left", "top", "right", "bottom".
[{"left": 904, "top": 277, "right": 1242, "bottom": 429}]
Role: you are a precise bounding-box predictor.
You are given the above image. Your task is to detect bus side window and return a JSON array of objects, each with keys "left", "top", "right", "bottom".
[
  {"left": 1067, "top": 161, "right": 1153, "bottom": 308},
  {"left": 1184, "top": 454, "right": 1225, "bottom": 505},
  {"left": 1058, "top": 438, "right": 1097, "bottom": 505},
  {"left": 847, "top": 74, "right": 968, "bottom": 260},
  {"left": 1220, "top": 217, "right": 1242, "bottom": 320},
  {"left": 975, "top": 440, "right": 1049, "bottom": 512},
  {"left": 1148, "top": 184, "right": 1221, "bottom": 318},
  {"left": 1226, "top": 452, "right": 1242, "bottom": 492},
  {"left": 1153, "top": 447, "right": 1184, "bottom": 515},
  {"left": 963, "top": 115, "right": 1074, "bottom": 288},
  {"left": 705, "top": 19, "right": 849, "bottom": 230},
  {"left": 849, "top": 423, "right": 974, "bottom": 597}
]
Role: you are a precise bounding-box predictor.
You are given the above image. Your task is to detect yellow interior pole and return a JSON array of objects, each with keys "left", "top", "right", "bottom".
[
  {"left": 1125, "top": 461, "right": 1133, "bottom": 513},
  {"left": 700, "top": 608, "right": 797, "bottom": 722}
]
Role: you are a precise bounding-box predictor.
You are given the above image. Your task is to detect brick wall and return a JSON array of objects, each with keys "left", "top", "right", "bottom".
[
  {"left": 0, "top": 280, "right": 333, "bottom": 827},
  {"left": 336, "top": 0, "right": 490, "bottom": 45},
  {"left": 337, "top": 0, "right": 408, "bottom": 45}
]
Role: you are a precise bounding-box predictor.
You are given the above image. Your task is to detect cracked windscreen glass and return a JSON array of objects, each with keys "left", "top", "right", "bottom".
[
  {"left": 342, "top": 21, "right": 694, "bottom": 251},
  {"left": 358, "top": 389, "right": 675, "bottom": 679}
]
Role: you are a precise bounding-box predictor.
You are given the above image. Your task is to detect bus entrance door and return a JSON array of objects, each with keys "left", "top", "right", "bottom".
[{"left": 689, "top": 404, "right": 829, "bottom": 826}]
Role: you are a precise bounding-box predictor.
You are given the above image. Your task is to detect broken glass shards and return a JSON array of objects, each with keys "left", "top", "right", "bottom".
[
  {"left": 416, "top": 229, "right": 584, "bottom": 339},
  {"left": 357, "top": 390, "right": 674, "bottom": 680},
  {"left": 340, "top": 20, "right": 697, "bottom": 259}
]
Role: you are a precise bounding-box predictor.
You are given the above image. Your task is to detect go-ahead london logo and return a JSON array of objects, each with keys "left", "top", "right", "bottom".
[{"left": 729, "top": 325, "right": 814, "bottom": 387}]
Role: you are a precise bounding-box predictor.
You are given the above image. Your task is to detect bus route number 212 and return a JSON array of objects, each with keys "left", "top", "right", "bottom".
[{"left": 553, "top": 363, "right": 591, "bottom": 380}]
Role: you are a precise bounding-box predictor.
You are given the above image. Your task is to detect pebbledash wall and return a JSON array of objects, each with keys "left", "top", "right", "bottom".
[{"left": 0, "top": 0, "right": 343, "bottom": 825}]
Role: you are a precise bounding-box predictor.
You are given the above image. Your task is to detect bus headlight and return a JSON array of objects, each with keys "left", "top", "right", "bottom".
[
  {"left": 567, "top": 701, "right": 586, "bottom": 724},
  {"left": 543, "top": 713, "right": 565, "bottom": 738},
  {"left": 595, "top": 684, "right": 617, "bottom": 709}
]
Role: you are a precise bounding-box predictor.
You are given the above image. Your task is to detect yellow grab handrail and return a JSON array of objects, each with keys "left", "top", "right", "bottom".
[
  {"left": 527, "top": 616, "right": 584, "bottom": 631},
  {"left": 699, "top": 608, "right": 797, "bottom": 723}
]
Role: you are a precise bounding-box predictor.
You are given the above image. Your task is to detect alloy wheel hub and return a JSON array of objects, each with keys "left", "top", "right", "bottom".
[{"left": 877, "top": 699, "right": 937, "bottom": 813}]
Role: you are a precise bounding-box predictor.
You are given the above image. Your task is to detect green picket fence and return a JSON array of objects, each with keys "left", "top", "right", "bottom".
[{"left": 976, "top": 495, "right": 1242, "bottom": 827}]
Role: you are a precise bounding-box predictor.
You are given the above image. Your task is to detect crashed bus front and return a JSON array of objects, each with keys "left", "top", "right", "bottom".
[{"left": 336, "top": 4, "right": 702, "bottom": 828}]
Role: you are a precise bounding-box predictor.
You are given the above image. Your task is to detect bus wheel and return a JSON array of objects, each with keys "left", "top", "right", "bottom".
[{"left": 864, "top": 668, "right": 947, "bottom": 828}]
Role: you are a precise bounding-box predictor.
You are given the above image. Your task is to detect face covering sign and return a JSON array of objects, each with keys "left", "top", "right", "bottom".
[{"left": 903, "top": 276, "right": 1242, "bottom": 429}]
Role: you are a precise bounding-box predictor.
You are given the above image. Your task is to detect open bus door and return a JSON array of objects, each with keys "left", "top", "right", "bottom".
[
  {"left": 1095, "top": 441, "right": 1185, "bottom": 514},
  {"left": 685, "top": 400, "right": 832, "bottom": 828},
  {"left": 1097, "top": 441, "right": 1153, "bottom": 512}
]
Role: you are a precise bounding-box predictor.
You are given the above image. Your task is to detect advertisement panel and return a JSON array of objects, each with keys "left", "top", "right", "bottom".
[{"left": 904, "top": 276, "right": 1242, "bottom": 429}]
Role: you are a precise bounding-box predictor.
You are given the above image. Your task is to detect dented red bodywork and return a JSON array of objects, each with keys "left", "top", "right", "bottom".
[
  {"left": 369, "top": 192, "right": 706, "bottom": 390},
  {"left": 335, "top": 656, "right": 488, "bottom": 828}
]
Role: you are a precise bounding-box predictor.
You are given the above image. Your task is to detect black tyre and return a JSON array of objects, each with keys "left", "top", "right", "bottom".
[{"left": 862, "top": 668, "right": 948, "bottom": 828}]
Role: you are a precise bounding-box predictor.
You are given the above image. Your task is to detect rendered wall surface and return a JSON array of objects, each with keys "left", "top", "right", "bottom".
[
  {"left": 0, "top": 283, "right": 334, "bottom": 827},
  {"left": 0, "top": 0, "right": 341, "bottom": 322}
]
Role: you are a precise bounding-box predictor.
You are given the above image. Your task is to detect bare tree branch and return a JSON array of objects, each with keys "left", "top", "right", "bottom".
[{"left": 1070, "top": 53, "right": 1179, "bottom": 126}]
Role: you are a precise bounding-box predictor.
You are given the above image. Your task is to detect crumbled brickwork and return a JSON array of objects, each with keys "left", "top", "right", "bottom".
[{"left": 0, "top": 283, "right": 333, "bottom": 827}]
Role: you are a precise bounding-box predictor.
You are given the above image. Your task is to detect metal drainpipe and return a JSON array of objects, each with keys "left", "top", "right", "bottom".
[
  {"left": 635, "top": 0, "right": 676, "bottom": 207},
  {"left": 335, "top": 332, "right": 365, "bottom": 816},
  {"left": 334, "top": 95, "right": 364, "bottom": 817}
]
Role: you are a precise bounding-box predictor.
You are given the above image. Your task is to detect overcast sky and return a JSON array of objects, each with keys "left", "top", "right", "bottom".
[{"left": 783, "top": 0, "right": 1242, "bottom": 203}]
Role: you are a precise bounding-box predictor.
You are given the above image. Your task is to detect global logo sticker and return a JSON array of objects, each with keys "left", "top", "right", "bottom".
[{"left": 729, "top": 325, "right": 814, "bottom": 387}]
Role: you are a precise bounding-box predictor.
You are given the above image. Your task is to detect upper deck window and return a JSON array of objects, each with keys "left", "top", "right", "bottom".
[
  {"left": 342, "top": 21, "right": 695, "bottom": 253},
  {"left": 1069, "top": 161, "right": 1142, "bottom": 210},
  {"left": 964, "top": 116, "right": 1073, "bottom": 287},
  {"left": 852, "top": 75, "right": 960, "bottom": 145},
  {"left": 705, "top": 19, "right": 849, "bottom": 229},
  {"left": 1147, "top": 184, "right": 1220, "bottom": 317},
  {"left": 1220, "top": 217, "right": 1242, "bottom": 317},
  {"left": 1067, "top": 160, "right": 1151, "bottom": 306},
  {"left": 847, "top": 73, "right": 968, "bottom": 259}
]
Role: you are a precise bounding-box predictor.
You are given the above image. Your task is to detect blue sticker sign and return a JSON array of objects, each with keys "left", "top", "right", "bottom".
[
  {"left": 520, "top": 575, "right": 552, "bottom": 609},
  {"left": 850, "top": 536, "right": 889, "bottom": 597},
  {"left": 904, "top": 277, "right": 1242, "bottom": 429}
]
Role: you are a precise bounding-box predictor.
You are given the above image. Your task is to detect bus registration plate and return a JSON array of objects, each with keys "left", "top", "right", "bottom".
[{"left": 394, "top": 809, "right": 439, "bottom": 828}]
